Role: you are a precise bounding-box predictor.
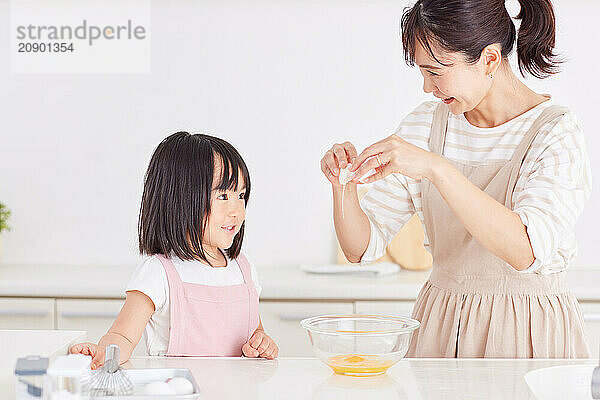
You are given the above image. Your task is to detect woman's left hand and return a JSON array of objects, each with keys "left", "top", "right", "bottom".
[
  {"left": 350, "top": 134, "right": 441, "bottom": 184},
  {"left": 242, "top": 329, "right": 279, "bottom": 360}
]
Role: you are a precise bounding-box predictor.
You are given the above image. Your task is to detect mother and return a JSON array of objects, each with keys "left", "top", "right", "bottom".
[{"left": 321, "top": 0, "right": 591, "bottom": 358}]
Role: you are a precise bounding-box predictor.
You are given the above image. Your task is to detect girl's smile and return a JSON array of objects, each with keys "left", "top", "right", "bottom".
[{"left": 221, "top": 224, "right": 237, "bottom": 234}]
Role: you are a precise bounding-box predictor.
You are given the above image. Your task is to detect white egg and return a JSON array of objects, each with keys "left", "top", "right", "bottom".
[
  {"left": 144, "top": 381, "right": 176, "bottom": 395},
  {"left": 167, "top": 377, "right": 195, "bottom": 395}
]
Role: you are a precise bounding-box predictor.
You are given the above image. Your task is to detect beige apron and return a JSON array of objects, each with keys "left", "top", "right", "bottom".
[{"left": 408, "top": 103, "right": 590, "bottom": 358}]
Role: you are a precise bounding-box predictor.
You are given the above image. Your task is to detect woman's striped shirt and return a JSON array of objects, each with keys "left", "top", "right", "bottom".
[{"left": 359, "top": 99, "right": 592, "bottom": 274}]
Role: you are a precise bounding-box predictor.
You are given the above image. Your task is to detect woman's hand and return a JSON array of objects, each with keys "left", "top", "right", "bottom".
[
  {"left": 350, "top": 135, "right": 441, "bottom": 184},
  {"left": 242, "top": 329, "right": 279, "bottom": 360},
  {"left": 320, "top": 142, "right": 358, "bottom": 187},
  {"left": 69, "top": 342, "right": 104, "bottom": 370}
]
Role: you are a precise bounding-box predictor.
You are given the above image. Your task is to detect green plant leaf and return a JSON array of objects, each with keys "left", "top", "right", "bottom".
[{"left": 0, "top": 203, "right": 11, "bottom": 233}]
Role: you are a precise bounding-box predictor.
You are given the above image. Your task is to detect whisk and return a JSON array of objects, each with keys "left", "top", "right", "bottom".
[{"left": 87, "top": 344, "right": 134, "bottom": 397}]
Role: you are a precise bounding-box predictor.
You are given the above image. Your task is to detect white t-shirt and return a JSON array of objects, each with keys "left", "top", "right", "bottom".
[{"left": 126, "top": 253, "right": 262, "bottom": 356}]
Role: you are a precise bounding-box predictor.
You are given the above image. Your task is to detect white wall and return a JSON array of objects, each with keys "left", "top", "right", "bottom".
[{"left": 0, "top": 0, "right": 598, "bottom": 268}]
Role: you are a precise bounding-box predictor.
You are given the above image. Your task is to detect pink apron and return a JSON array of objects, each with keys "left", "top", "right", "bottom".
[{"left": 156, "top": 253, "right": 260, "bottom": 357}]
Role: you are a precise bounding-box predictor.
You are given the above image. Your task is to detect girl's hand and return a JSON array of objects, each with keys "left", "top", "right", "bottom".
[
  {"left": 242, "top": 330, "right": 279, "bottom": 360},
  {"left": 350, "top": 134, "right": 440, "bottom": 184},
  {"left": 69, "top": 342, "right": 105, "bottom": 370},
  {"left": 320, "top": 142, "right": 358, "bottom": 187}
]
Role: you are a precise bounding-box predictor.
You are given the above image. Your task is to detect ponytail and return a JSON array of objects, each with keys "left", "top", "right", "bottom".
[
  {"left": 515, "top": 0, "right": 562, "bottom": 78},
  {"left": 401, "top": 0, "right": 564, "bottom": 80}
]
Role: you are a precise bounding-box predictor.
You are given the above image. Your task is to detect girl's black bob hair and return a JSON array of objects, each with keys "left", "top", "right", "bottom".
[{"left": 138, "top": 132, "right": 250, "bottom": 264}]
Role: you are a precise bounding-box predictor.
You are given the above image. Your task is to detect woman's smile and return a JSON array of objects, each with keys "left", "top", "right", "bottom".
[{"left": 434, "top": 93, "right": 455, "bottom": 104}]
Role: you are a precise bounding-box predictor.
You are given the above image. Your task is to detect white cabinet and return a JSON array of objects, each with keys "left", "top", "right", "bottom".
[
  {"left": 56, "top": 299, "right": 147, "bottom": 357},
  {"left": 0, "top": 298, "right": 55, "bottom": 329},
  {"left": 260, "top": 301, "right": 354, "bottom": 357},
  {"left": 354, "top": 301, "right": 415, "bottom": 317},
  {"left": 580, "top": 301, "right": 600, "bottom": 357}
]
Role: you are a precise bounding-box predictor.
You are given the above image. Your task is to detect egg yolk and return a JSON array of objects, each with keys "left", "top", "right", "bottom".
[{"left": 326, "top": 354, "right": 394, "bottom": 375}]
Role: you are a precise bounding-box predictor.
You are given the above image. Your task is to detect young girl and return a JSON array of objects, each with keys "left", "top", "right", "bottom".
[{"left": 70, "top": 132, "right": 278, "bottom": 368}]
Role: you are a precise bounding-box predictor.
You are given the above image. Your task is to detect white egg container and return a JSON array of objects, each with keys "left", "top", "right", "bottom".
[{"left": 91, "top": 368, "right": 200, "bottom": 399}]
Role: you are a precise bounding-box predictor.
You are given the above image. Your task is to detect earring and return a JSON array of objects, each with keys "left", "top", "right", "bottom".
[{"left": 489, "top": 74, "right": 493, "bottom": 79}]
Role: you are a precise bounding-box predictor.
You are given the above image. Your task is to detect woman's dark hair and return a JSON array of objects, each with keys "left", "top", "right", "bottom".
[
  {"left": 138, "top": 132, "right": 250, "bottom": 264},
  {"left": 401, "top": 0, "right": 561, "bottom": 79}
]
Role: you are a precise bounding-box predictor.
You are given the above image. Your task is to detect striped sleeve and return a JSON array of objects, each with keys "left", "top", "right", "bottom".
[
  {"left": 359, "top": 101, "right": 435, "bottom": 264},
  {"left": 512, "top": 112, "right": 592, "bottom": 273},
  {"left": 359, "top": 175, "right": 417, "bottom": 263}
]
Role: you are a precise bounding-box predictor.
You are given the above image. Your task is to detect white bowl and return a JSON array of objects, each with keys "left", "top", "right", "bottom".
[{"left": 524, "top": 364, "right": 596, "bottom": 400}]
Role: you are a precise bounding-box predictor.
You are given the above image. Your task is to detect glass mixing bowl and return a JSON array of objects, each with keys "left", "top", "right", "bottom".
[{"left": 300, "top": 314, "right": 420, "bottom": 376}]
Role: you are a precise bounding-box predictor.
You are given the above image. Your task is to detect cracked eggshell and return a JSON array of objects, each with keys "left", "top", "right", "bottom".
[{"left": 338, "top": 165, "right": 355, "bottom": 185}]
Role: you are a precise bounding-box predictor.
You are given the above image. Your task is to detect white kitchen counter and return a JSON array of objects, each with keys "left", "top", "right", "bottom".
[
  {"left": 1, "top": 330, "right": 597, "bottom": 399},
  {"left": 0, "top": 263, "right": 599, "bottom": 301},
  {"left": 124, "top": 356, "right": 597, "bottom": 399}
]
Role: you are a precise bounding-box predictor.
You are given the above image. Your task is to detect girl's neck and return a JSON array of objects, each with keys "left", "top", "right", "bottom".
[
  {"left": 464, "top": 62, "right": 549, "bottom": 128},
  {"left": 201, "top": 245, "right": 228, "bottom": 268}
]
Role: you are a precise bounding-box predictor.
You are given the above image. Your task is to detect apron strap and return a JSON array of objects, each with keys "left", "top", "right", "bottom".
[
  {"left": 429, "top": 102, "right": 451, "bottom": 155},
  {"left": 235, "top": 252, "right": 252, "bottom": 284},
  {"left": 155, "top": 254, "right": 184, "bottom": 352},
  {"left": 510, "top": 105, "right": 569, "bottom": 164},
  {"left": 505, "top": 105, "right": 569, "bottom": 207},
  {"left": 156, "top": 254, "right": 183, "bottom": 285},
  {"left": 234, "top": 252, "right": 258, "bottom": 340}
]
